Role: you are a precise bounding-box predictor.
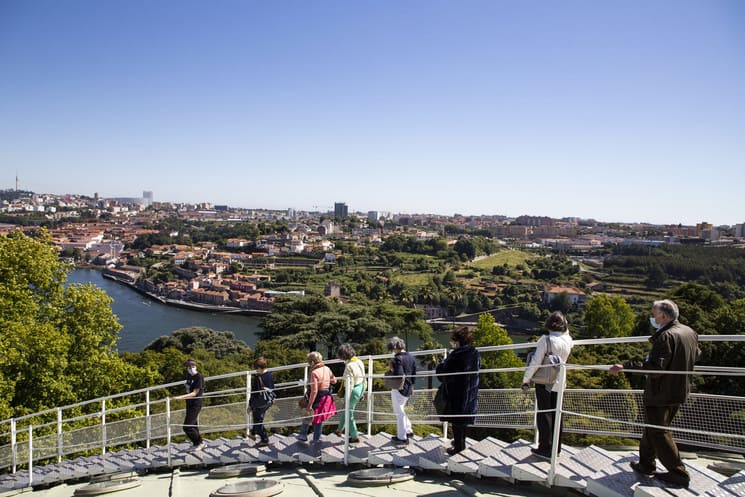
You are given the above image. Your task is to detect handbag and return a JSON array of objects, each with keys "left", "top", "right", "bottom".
[
  {"left": 297, "top": 391, "right": 310, "bottom": 409},
  {"left": 249, "top": 375, "right": 275, "bottom": 409},
  {"left": 526, "top": 335, "right": 562, "bottom": 385},
  {"left": 433, "top": 383, "right": 448, "bottom": 415}
]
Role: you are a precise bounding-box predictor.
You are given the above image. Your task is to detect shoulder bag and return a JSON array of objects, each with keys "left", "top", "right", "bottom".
[{"left": 527, "top": 335, "right": 562, "bottom": 385}]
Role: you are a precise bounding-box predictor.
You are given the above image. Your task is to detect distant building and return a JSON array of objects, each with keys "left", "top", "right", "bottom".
[
  {"left": 142, "top": 191, "right": 153, "bottom": 206},
  {"left": 324, "top": 282, "right": 341, "bottom": 298},
  {"left": 735, "top": 223, "right": 745, "bottom": 238},
  {"left": 542, "top": 285, "right": 587, "bottom": 307},
  {"left": 367, "top": 211, "right": 379, "bottom": 222},
  {"left": 334, "top": 202, "right": 348, "bottom": 219}
]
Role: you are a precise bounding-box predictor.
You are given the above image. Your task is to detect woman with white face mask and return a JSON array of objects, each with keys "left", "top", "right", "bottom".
[{"left": 172, "top": 359, "right": 206, "bottom": 451}]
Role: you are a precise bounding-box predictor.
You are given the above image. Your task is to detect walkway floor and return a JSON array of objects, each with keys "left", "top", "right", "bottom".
[{"left": 1, "top": 432, "right": 743, "bottom": 497}]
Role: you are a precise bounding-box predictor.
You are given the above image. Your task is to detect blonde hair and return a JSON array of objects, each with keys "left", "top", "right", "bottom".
[{"left": 307, "top": 351, "right": 323, "bottom": 366}]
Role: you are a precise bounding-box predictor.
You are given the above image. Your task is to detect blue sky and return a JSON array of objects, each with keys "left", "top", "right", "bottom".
[{"left": 1, "top": 1, "right": 743, "bottom": 225}]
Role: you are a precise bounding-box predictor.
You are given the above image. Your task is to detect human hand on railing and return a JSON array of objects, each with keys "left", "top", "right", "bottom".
[
  {"left": 609, "top": 364, "right": 624, "bottom": 376},
  {"left": 521, "top": 383, "right": 531, "bottom": 393}
]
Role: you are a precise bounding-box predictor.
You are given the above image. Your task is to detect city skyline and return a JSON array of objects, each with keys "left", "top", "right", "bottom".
[{"left": 1, "top": 1, "right": 744, "bottom": 226}]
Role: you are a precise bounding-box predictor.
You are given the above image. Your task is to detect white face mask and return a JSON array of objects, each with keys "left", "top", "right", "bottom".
[
  {"left": 649, "top": 317, "right": 661, "bottom": 329},
  {"left": 188, "top": 367, "right": 197, "bottom": 375}
]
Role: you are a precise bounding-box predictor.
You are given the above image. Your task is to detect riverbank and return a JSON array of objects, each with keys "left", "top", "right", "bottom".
[{"left": 100, "top": 269, "right": 270, "bottom": 316}]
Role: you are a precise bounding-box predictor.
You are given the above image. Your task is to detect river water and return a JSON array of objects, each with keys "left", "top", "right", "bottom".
[
  {"left": 67, "top": 269, "right": 450, "bottom": 353},
  {"left": 68, "top": 269, "right": 265, "bottom": 352}
]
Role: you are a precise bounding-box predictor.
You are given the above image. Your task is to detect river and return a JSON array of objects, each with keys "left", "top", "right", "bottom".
[
  {"left": 67, "top": 269, "right": 452, "bottom": 353},
  {"left": 68, "top": 269, "right": 266, "bottom": 352}
]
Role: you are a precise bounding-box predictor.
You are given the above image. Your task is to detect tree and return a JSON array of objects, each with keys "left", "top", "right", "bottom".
[
  {"left": 0, "top": 229, "right": 149, "bottom": 417},
  {"left": 472, "top": 313, "right": 523, "bottom": 388},
  {"left": 549, "top": 292, "right": 573, "bottom": 314},
  {"left": 581, "top": 294, "right": 635, "bottom": 338}
]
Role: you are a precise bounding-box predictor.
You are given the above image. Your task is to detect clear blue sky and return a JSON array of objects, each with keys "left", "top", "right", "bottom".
[{"left": 1, "top": 1, "right": 743, "bottom": 225}]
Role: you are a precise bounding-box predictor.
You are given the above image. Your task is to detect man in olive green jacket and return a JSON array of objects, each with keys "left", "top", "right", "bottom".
[{"left": 611, "top": 299, "right": 700, "bottom": 488}]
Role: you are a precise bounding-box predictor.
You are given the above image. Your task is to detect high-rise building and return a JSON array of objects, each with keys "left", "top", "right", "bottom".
[
  {"left": 334, "top": 202, "right": 348, "bottom": 219},
  {"left": 142, "top": 191, "right": 153, "bottom": 207},
  {"left": 367, "top": 211, "right": 379, "bottom": 222}
]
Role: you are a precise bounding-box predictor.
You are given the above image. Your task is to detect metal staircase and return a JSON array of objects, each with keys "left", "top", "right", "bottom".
[{"left": 1, "top": 433, "right": 743, "bottom": 497}]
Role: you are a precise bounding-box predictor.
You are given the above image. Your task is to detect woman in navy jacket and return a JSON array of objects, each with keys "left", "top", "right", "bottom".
[{"left": 436, "top": 327, "right": 481, "bottom": 455}]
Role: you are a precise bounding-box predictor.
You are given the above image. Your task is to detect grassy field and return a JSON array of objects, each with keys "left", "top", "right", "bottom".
[
  {"left": 468, "top": 250, "right": 537, "bottom": 270},
  {"left": 390, "top": 272, "right": 432, "bottom": 286}
]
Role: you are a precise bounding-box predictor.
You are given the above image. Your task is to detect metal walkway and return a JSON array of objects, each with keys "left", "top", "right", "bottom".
[{"left": 2, "top": 432, "right": 743, "bottom": 497}]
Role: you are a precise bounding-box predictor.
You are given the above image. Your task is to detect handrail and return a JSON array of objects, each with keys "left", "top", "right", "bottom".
[{"left": 0, "top": 335, "right": 743, "bottom": 477}]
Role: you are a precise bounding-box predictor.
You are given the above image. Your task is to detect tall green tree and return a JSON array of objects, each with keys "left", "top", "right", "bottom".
[
  {"left": 472, "top": 313, "right": 523, "bottom": 388},
  {"left": 581, "top": 294, "right": 635, "bottom": 338},
  {"left": 0, "top": 230, "right": 150, "bottom": 417}
]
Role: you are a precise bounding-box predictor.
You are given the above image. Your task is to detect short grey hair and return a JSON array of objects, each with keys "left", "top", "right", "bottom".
[
  {"left": 387, "top": 336, "right": 406, "bottom": 351},
  {"left": 307, "top": 351, "right": 323, "bottom": 366},
  {"left": 336, "top": 343, "right": 356, "bottom": 361},
  {"left": 653, "top": 299, "right": 679, "bottom": 320}
]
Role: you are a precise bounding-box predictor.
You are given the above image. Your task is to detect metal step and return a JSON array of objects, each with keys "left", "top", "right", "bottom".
[
  {"left": 552, "top": 445, "right": 619, "bottom": 490},
  {"left": 511, "top": 445, "right": 579, "bottom": 484},
  {"left": 477, "top": 439, "right": 534, "bottom": 480},
  {"left": 447, "top": 437, "right": 509, "bottom": 475}
]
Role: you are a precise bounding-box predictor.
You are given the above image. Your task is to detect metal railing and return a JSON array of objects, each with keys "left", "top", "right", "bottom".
[{"left": 1, "top": 335, "right": 743, "bottom": 482}]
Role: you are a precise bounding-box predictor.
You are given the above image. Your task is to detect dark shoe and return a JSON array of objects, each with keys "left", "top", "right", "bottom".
[
  {"left": 654, "top": 472, "right": 690, "bottom": 487},
  {"left": 446, "top": 446, "right": 463, "bottom": 456},
  {"left": 530, "top": 448, "right": 551, "bottom": 460},
  {"left": 630, "top": 461, "right": 655, "bottom": 476},
  {"left": 256, "top": 440, "right": 269, "bottom": 448},
  {"left": 349, "top": 437, "right": 360, "bottom": 444},
  {"left": 392, "top": 437, "right": 409, "bottom": 445},
  {"left": 406, "top": 432, "right": 414, "bottom": 439},
  {"left": 334, "top": 430, "right": 342, "bottom": 437}
]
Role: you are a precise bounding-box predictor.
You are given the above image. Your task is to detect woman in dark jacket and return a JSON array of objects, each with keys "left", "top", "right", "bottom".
[{"left": 436, "top": 327, "right": 481, "bottom": 455}]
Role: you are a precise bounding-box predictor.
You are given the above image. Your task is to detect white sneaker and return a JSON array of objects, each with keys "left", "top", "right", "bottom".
[{"left": 192, "top": 441, "right": 207, "bottom": 451}]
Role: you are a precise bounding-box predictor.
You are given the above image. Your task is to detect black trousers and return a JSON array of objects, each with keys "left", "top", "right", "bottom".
[
  {"left": 452, "top": 424, "right": 468, "bottom": 451},
  {"left": 535, "top": 384, "right": 562, "bottom": 453},
  {"left": 639, "top": 405, "right": 688, "bottom": 478},
  {"left": 251, "top": 406, "right": 269, "bottom": 442},
  {"left": 183, "top": 400, "right": 203, "bottom": 446}
]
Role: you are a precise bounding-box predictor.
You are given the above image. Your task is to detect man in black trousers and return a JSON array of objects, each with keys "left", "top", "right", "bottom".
[
  {"left": 172, "top": 359, "right": 206, "bottom": 451},
  {"left": 611, "top": 299, "right": 700, "bottom": 488}
]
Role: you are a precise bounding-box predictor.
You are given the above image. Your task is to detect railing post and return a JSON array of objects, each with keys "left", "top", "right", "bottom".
[
  {"left": 343, "top": 370, "right": 351, "bottom": 466},
  {"left": 145, "top": 390, "right": 151, "bottom": 450},
  {"left": 547, "top": 363, "right": 567, "bottom": 484},
  {"left": 27, "top": 425, "right": 32, "bottom": 488},
  {"left": 10, "top": 418, "right": 16, "bottom": 474},
  {"left": 245, "top": 371, "right": 252, "bottom": 438},
  {"left": 366, "top": 357, "right": 374, "bottom": 436},
  {"left": 56, "top": 408, "right": 63, "bottom": 463},
  {"left": 441, "top": 349, "right": 449, "bottom": 438},
  {"left": 101, "top": 399, "right": 106, "bottom": 455},
  {"left": 166, "top": 397, "right": 172, "bottom": 468}
]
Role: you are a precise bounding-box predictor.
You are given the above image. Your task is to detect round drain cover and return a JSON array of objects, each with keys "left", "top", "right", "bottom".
[
  {"left": 209, "top": 463, "right": 267, "bottom": 478},
  {"left": 90, "top": 472, "right": 139, "bottom": 483},
  {"left": 210, "top": 480, "right": 284, "bottom": 497},
  {"left": 74, "top": 478, "right": 141, "bottom": 496},
  {"left": 347, "top": 468, "right": 415, "bottom": 486}
]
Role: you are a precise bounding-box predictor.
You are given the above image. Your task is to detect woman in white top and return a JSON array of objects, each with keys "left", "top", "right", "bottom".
[
  {"left": 521, "top": 311, "right": 573, "bottom": 459},
  {"left": 335, "top": 343, "right": 366, "bottom": 443}
]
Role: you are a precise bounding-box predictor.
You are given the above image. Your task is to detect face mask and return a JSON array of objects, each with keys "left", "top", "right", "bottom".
[
  {"left": 649, "top": 317, "right": 661, "bottom": 329},
  {"left": 188, "top": 367, "right": 197, "bottom": 375}
]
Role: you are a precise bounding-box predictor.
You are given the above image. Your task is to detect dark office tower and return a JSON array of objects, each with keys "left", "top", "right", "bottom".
[
  {"left": 142, "top": 191, "right": 153, "bottom": 207},
  {"left": 334, "top": 202, "right": 348, "bottom": 219}
]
